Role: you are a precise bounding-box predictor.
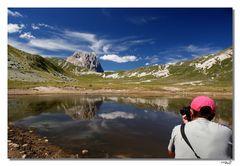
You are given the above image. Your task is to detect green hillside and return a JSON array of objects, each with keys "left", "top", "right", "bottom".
[
  {"left": 8, "top": 45, "right": 233, "bottom": 93},
  {"left": 8, "top": 45, "right": 63, "bottom": 74},
  {"left": 46, "top": 57, "right": 85, "bottom": 73}
]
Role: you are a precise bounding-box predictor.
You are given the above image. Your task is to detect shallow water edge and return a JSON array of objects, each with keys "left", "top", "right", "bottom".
[{"left": 8, "top": 87, "right": 232, "bottom": 99}]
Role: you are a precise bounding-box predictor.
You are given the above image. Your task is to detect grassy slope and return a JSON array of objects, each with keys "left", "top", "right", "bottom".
[{"left": 8, "top": 45, "right": 64, "bottom": 74}]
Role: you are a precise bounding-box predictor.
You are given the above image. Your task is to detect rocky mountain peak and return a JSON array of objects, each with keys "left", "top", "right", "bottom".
[{"left": 66, "top": 51, "right": 104, "bottom": 72}]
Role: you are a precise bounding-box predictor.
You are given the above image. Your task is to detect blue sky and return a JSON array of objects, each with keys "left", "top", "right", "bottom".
[{"left": 8, "top": 8, "right": 232, "bottom": 71}]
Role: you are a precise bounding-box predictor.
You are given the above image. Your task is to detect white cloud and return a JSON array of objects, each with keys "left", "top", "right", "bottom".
[
  {"left": 8, "top": 9, "right": 23, "bottom": 17},
  {"left": 10, "top": 28, "right": 95, "bottom": 54},
  {"left": 113, "top": 38, "right": 153, "bottom": 52},
  {"left": 102, "top": 44, "right": 111, "bottom": 53},
  {"left": 64, "top": 30, "right": 106, "bottom": 54},
  {"left": 8, "top": 38, "right": 41, "bottom": 55},
  {"left": 98, "top": 111, "right": 135, "bottom": 120},
  {"left": 8, "top": 24, "right": 24, "bottom": 33},
  {"left": 166, "top": 57, "right": 187, "bottom": 64},
  {"left": 89, "top": 40, "right": 105, "bottom": 54},
  {"left": 9, "top": 24, "right": 154, "bottom": 58},
  {"left": 185, "top": 45, "right": 208, "bottom": 52},
  {"left": 38, "top": 23, "right": 55, "bottom": 29},
  {"left": 31, "top": 24, "right": 40, "bottom": 30},
  {"left": 154, "top": 44, "right": 221, "bottom": 64},
  {"left": 64, "top": 30, "right": 153, "bottom": 55},
  {"left": 123, "top": 39, "right": 153, "bottom": 46},
  {"left": 100, "top": 54, "right": 138, "bottom": 63},
  {"left": 31, "top": 23, "right": 54, "bottom": 30},
  {"left": 114, "top": 45, "right": 129, "bottom": 52},
  {"left": 145, "top": 55, "right": 160, "bottom": 65},
  {"left": 65, "top": 31, "right": 96, "bottom": 43},
  {"left": 183, "top": 44, "right": 220, "bottom": 55},
  {"left": 29, "top": 38, "right": 80, "bottom": 51},
  {"left": 19, "top": 32, "right": 35, "bottom": 40}
]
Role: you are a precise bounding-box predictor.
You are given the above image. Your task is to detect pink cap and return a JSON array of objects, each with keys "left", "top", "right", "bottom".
[{"left": 190, "top": 96, "right": 216, "bottom": 113}]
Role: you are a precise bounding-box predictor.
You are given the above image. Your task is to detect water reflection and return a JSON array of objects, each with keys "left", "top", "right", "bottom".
[
  {"left": 62, "top": 98, "right": 103, "bottom": 120},
  {"left": 8, "top": 95, "right": 232, "bottom": 158},
  {"left": 98, "top": 111, "right": 136, "bottom": 120},
  {"left": 106, "top": 97, "right": 169, "bottom": 111},
  {"left": 105, "top": 96, "right": 232, "bottom": 126},
  {"left": 9, "top": 95, "right": 232, "bottom": 126}
]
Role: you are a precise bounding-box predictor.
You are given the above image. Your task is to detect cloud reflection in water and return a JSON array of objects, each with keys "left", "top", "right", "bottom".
[{"left": 98, "top": 111, "right": 136, "bottom": 120}]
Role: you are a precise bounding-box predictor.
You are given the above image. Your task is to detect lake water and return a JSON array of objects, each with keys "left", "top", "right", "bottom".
[{"left": 8, "top": 95, "right": 232, "bottom": 158}]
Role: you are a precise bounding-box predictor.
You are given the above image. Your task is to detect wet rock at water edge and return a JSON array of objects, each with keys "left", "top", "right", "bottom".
[
  {"left": 82, "top": 149, "right": 89, "bottom": 155},
  {"left": 22, "top": 154, "right": 27, "bottom": 159}
]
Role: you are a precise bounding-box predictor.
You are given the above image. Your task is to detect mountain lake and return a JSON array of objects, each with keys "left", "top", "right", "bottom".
[{"left": 8, "top": 95, "right": 232, "bottom": 158}]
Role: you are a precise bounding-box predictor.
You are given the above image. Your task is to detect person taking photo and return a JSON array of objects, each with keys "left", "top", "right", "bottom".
[{"left": 168, "top": 96, "right": 232, "bottom": 159}]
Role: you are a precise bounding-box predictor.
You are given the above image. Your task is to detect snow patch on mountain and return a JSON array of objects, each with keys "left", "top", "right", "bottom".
[
  {"left": 191, "top": 48, "right": 232, "bottom": 70},
  {"left": 126, "top": 65, "right": 170, "bottom": 78},
  {"left": 79, "top": 71, "right": 102, "bottom": 75},
  {"left": 102, "top": 73, "right": 124, "bottom": 79},
  {"left": 152, "top": 68, "right": 169, "bottom": 77}
]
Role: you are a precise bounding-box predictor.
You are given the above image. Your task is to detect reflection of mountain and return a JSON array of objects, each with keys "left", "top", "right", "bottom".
[
  {"left": 62, "top": 98, "right": 103, "bottom": 120},
  {"left": 9, "top": 95, "right": 232, "bottom": 127},
  {"left": 8, "top": 97, "right": 64, "bottom": 122},
  {"left": 8, "top": 96, "right": 104, "bottom": 122},
  {"left": 106, "top": 97, "right": 169, "bottom": 111}
]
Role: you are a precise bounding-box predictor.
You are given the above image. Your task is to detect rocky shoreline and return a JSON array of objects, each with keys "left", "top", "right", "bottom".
[
  {"left": 8, "top": 125, "right": 116, "bottom": 159},
  {"left": 8, "top": 125, "right": 79, "bottom": 159}
]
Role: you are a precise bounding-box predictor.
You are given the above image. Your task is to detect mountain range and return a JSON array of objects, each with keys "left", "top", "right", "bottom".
[{"left": 8, "top": 45, "right": 233, "bottom": 91}]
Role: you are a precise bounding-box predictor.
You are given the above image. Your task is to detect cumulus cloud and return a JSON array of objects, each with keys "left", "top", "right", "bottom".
[
  {"left": 8, "top": 9, "right": 23, "bottom": 17},
  {"left": 98, "top": 111, "right": 135, "bottom": 120},
  {"left": 19, "top": 32, "right": 35, "bottom": 40},
  {"left": 8, "top": 24, "right": 24, "bottom": 33},
  {"left": 100, "top": 54, "right": 138, "bottom": 63}
]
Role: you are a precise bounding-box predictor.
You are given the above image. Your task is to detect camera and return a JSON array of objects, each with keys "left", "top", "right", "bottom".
[{"left": 180, "top": 106, "right": 192, "bottom": 121}]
